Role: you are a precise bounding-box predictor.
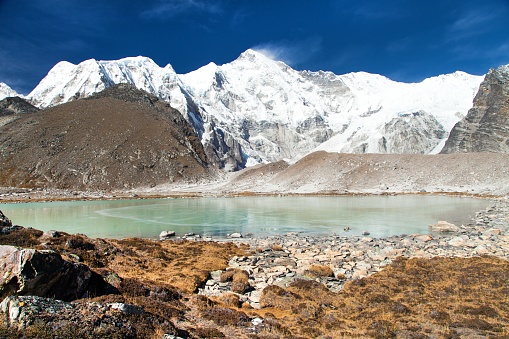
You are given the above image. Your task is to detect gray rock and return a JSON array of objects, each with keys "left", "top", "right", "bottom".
[
  {"left": 159, "top": 230, "right": 176, "bottom": 240},
  {"left": 0, "top": 246, "right": 92, "bottom": 301},
  {"left": 429, "top": 221, "right": 460, "bottom": 233},
  {"left": 108, "top": 302, "right": 145, "bottom": 314},
  {"left": 0, "top": 210, "right": 12, "bottom": 227},
  {"left": 442, "top": 65, "right": 509, "bottom": 153}
]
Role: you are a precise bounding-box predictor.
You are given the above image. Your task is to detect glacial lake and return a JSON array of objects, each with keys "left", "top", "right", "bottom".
[{"left": 1, "top": 195, "right": 489, "bottom": 239}]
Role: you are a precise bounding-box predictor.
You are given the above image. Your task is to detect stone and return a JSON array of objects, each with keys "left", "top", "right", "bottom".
[
  {"left": 352, "top": 269, "right": 368, "bottom": 280},
  {"left": 229, "top": 232, "right": 243, "bottom": 238},
  {"left": 40, "top": 230, "right": 61, "bottom": 239},
  {"left": 415, "top": 234, "right": 433, "bottom": 242},
  {"left": 108, "top": 302, "right": 145, "bottom": 314},
  {"left": 486, "top": 228, "right": 502, "bottom": 236},
  {"left": 429, "top": 221, "right": 460, "bottom": 233},
  {"left": 448, "top": 237, "right": 466, "bottom": 247},
  {"left": 0, "top": 246, "right": 92, "bottom": 301},
  {"left": 0, "top": 210, "right": 12, "bottom": 227},
  {"left": 248, "top": 290, "right": 263, "bottom": 304},
  {"left": 362, "top": 230, "right": 370, "bottom": 235},
  {"left": 474, "top": 245, "right": 489, "bottom": 255},
  {"left": 159, "top": 230, "right": 176, "bottom": 240}
]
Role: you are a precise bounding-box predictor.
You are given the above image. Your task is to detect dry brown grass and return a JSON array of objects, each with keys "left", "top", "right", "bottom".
[
  {"left": 254, "top": 256, "right": 509, "bottom": 338},
  {"left": 2, "top": 225, "right": 509, "bottom": 338},
  {"left": 303, "top": 264, "right": 334, "bottom": 278},
  {"left": 220, "top": 268, "right": 250, "bottom": 294},
  {"left": 110, "top": 238, "right": 247, "bottom": 293}
]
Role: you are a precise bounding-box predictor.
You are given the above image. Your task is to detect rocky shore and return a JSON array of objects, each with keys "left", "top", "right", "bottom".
[{"left": 200, "top": 197, "right": 509, "bottom": 309}]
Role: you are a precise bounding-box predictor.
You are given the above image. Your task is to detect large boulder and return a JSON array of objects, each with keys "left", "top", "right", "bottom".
[
  {"left": 428, "top": 221, "right": 460, "bottom": 233},
  {"left": 0, "top": 210, "right": 12, "bottom": 227},
  {"left": 0, "top": 245, "right": 92, "bottom": 301}
]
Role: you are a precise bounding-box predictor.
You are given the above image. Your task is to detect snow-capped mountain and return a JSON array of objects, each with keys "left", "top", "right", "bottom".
[
  {"left": 0, "top": 83, "right": 19, "bottom": 100},
  {"left": 182, "top": 50, "right": 482, "bottom": 162},
  {"left": 24, "top": 50, "right": 484, "bottom": 170},
  {"left": 27, "top": 56, "right": 190, "bottom": 115}
]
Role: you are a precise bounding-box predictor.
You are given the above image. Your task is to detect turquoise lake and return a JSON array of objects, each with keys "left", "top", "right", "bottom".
[{"left": 0, "top": 195, "right": 489, "bottom": 239}]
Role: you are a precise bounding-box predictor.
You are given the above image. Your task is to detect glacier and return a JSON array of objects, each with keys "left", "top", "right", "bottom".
[{"left": 23, "top": 49, "right": 484, "bottom": 170}]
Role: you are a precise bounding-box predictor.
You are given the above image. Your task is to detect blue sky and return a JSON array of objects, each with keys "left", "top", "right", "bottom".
[{"left": 1, "top": 0, "right": 509, "bottom": 94}]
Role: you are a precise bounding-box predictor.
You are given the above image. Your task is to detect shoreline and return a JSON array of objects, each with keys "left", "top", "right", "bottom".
[
  {"left": 198, "top": 196, "right": 509, "bottom": 308},
  {"left": 0, "top": 186, "right": 502, "bottom": 204}
]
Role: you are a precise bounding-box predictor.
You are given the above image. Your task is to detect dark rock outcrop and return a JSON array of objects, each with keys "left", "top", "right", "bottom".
[
  {"left": 0, "top": 96, "right": 39, "bottom": 117},
  {"left": 0, "top": 245, "right": 92, "bottom": 301},
  {"left": 441, "top": 65, "right": 509, "bottom": 153},
  {"left": 0, "top": 210, "right": 12, "bottom": 227}
]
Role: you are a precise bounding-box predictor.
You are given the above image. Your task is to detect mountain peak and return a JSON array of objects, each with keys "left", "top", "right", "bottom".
[
  {"left": 100, "top": 56, "right": 158, "bottom": 67},
  {"left": 0, "top": 83, "right": 20, "bottom": 100},
  {"left": 238, "top": 49, "right": 273, "bottom": 62}
]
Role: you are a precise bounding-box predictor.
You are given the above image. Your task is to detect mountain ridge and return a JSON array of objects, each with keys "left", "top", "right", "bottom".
[{"left": 2, "top": 50, "right": 485, "bottom": 170}]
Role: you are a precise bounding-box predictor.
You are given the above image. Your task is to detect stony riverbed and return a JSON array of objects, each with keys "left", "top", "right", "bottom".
[{"left": 199, "top": 197, "right": 509, "bottom": 309}]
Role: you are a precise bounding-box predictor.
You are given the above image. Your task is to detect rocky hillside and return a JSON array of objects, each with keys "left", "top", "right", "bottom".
[
  {"left": 441, "top": 65, "right": 509, "bottom": 153},
  {"left": 0, "top": 84, "right": 212, "bottom": 190},
  {"left": 21, "top": 50, "right": 483, "bottom": 170},
  {"left": 216, "top": 151, "right": 509, "bottom": 196}
]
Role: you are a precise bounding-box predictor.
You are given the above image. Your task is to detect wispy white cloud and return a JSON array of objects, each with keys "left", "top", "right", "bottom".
[
  {"left": 446, "top": 10, "right": 497, "bottom": 41},
  {"left": 251, "top": 37, "right": 323, "bottom": 67},
  {"left": 142, "top": 0, "right": 223, "bottom": 19},
  {"left": 445, "top": 1, "right": 509, "bottom": 42}
]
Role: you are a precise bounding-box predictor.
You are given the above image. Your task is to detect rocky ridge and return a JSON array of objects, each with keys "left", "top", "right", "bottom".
[
  {"left": 22, "top": 50, "right": 483, "bottom": 170},
  {"left": 172, "top": 151, "right": 509, "bottom": 196},
  {"left": 441, "top": 64, "right": 509, "bottom": 153}
]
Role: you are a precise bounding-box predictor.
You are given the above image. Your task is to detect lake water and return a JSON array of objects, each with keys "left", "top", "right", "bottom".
[{"left": 0, "top": 195, "right": 489, "bottom": 239}]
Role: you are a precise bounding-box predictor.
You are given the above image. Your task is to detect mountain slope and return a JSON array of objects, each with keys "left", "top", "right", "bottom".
[
  {"left": 0, "top": 84, "right": 211, "bottom": 190},
  {"left": 25, "top": 50, "right": 483, "bottom": 170},
  {"left": 219, "top": 151, "right": 509, "bottom": 196},
  {"left": 441, "top": 65, "right": 509, "bottom": 153}
]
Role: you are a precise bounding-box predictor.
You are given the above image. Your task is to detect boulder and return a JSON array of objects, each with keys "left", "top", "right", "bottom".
[
  {"left": 229, "top": 232, "right": 243, "bottom": 238},
  {"left": 159, "top": 230, "right": 176, "bottom": 240},
  {"left": 428, "top": 221, "right": 460, "bottom": 233},
  {"left": 0, "top": 210, "right": 12, "bottom": 227},
  {"left": 0, "top": 245, "right": 92, "bottom": 301},
  {"left": 0, "top": 295, "right": 163, "bottom": 336}
]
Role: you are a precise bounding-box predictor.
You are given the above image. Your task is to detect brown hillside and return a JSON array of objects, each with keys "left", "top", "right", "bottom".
[
  {"left": 0, "top": 84, "right": 212, "bottom": 190},
  {"left": 219, "top": 151, "right": 509, "bottom": 195}
]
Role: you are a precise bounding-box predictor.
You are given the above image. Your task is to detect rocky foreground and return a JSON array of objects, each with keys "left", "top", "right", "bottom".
[
  {"left": 0, "top": 198, "right": 508, "bottom": 338},
  {"left": 204, "top": 197, "right": 509, "bottom": 303}
]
